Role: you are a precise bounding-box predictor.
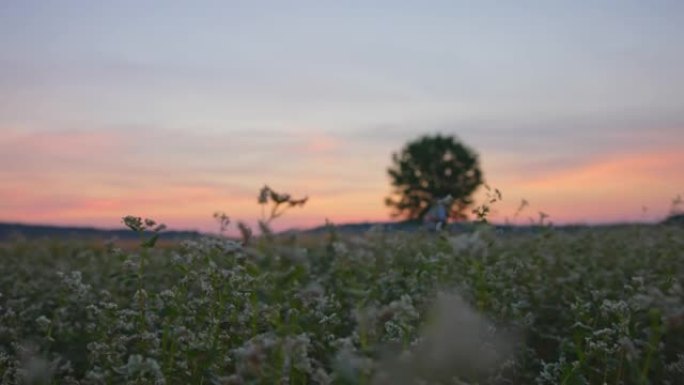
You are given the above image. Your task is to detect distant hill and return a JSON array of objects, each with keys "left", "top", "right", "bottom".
[
  {"left": 285, "top": 220, "right": 422, "bottom": 235},
  {"left": 289, "top": 220, "right": 651, "bottom": 236},
  {"left": 285, "top": 220, "right": 554, "bottom": 235},
  {"left": 0, "top": 222, "right": 202, "bottom": 242},
  {"left": 663, "top": 213, "right": 684, "bottom": 226},
  {"left": 0, "top": 218, "right": 663, "bottom": 243},
  {"left": 0, "top": 220, "right": 499, "bottom": 242}
]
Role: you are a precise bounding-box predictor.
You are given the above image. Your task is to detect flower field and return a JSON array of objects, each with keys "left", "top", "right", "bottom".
[{"left": 1, "top": 223, "right": 683, "bottom": 384}]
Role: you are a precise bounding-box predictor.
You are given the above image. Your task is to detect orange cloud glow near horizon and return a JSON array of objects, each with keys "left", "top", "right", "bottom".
[
  {"left": 1, "top": 125, "right": 682, "bottom": 234},
  {"left": 483, "top": 149, "right": 683, "bottom": 225}
]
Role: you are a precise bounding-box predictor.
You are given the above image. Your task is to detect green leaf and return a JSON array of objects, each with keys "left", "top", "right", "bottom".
[{"left": 142, "top": 234, "right": 159, "bottom": 248}]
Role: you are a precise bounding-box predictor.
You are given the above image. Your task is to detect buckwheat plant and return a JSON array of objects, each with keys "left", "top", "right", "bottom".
[{"left": 257, "top": 185, "right": 308, "bottom": 235}]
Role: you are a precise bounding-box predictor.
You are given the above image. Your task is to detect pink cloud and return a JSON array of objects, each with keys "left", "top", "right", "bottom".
[
  {"left": 0, "top": 128, "right": 125, "bottom": 160},
  {"left": 483, "top": 149, "right": 683, "bottom": 224},
  {"left": 519, "top": 150, "right": 681, "bottom": 190},
  {"left": 299, "top": 134, "right": 342, "bottom": 154}
]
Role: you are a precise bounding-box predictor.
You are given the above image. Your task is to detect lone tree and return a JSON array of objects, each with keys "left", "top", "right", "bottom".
[{"left": 385, "top": 134, "right": 483, "bottom": 221}]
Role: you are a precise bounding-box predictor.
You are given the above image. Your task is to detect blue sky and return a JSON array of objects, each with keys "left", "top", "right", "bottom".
[{"left": 1, "top": 1, "right": 683, "bottom": 230}]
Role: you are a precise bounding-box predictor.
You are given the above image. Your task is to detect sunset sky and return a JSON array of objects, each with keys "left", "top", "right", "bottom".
[{"left": 1, "top": 1, "right": 683, "bottom": 233}]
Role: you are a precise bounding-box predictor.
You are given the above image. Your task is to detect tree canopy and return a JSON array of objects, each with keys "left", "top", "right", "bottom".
[{"left": 385, "top": 134, "right": 483, "bottom": 221}]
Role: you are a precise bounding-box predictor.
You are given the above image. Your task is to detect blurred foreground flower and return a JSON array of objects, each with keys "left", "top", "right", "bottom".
[{"left": 373, "top": 292, "right": 517, "bottom": 385}]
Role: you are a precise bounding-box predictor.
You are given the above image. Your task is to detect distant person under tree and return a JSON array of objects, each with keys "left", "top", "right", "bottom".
[{"left": 424, "top": 195, "right": 453, "bottom": 231}]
